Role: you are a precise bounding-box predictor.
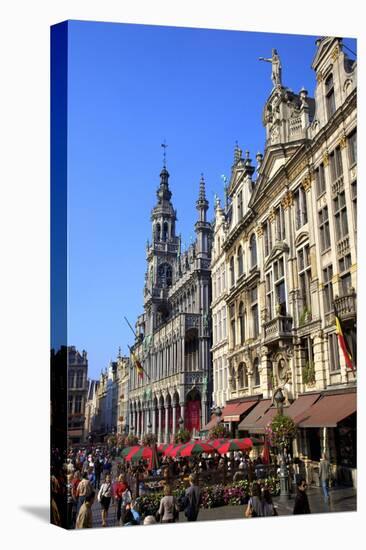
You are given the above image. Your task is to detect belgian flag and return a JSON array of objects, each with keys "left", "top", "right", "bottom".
[
  {"left": 130, "top": 349, "right": 144, "bottom": 379},
  {"left": 334, "top": 305, "right": 355, "bottom": 372}
]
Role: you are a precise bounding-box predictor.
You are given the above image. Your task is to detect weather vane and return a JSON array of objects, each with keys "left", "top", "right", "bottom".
[{"left": 161, "top": 140, "right": 168, "bottom": 167}]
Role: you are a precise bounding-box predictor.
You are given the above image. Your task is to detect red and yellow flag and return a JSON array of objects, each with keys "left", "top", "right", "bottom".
[
  {"left": 334, "top": 306, "right": 355, "bottom": 372},
  {"left": 131, "top": 350, "right": 144, "bottom": 379}
]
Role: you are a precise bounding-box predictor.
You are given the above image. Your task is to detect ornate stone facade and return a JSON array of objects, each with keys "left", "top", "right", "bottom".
[
  {"left": 67, "top": 346, "right": 88, "bottom": 444},
  {"left": 128, "top": 169, "right": 213, "bottom": 443}
]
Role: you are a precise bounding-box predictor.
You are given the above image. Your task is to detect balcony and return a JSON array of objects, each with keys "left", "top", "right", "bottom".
[
  {"left": 263, "top": 315, "right": 293, "bottom": 343},
  {"left": 337, "top": 236, "right": 350, "bottom": 258},
  {"left": 334, "top": 292, "right": 356, "bottom": 321},
  {"left": 331, "top": 175, "right": 344, "bottom": 196}
]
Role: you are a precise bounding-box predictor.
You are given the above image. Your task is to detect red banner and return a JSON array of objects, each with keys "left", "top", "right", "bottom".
[{"left": 186, "top": 400, "right": 201, "bottom": 433}]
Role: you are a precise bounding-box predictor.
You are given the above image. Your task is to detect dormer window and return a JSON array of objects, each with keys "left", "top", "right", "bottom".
[
  {"left": 237, "top": 190, "right": 243, "bottom": 220},
  {"left": 325, "top": 74, "right": 336, "bottom": 119}
]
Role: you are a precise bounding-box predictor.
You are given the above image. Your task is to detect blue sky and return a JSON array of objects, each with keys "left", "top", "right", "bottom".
[{"left": 66, "top": 21, "right": 356, "bottom": 378}]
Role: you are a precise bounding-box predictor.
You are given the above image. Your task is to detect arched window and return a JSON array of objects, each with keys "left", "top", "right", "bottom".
[
  {"left": 325, "top": 73, "right": 336, "bottom": 119},
  {"left": 239, "top": 302, "right": 245, "bottom": 344},
  {"left": 237, "top": 246, "right": 244, "bottom": 277},
  {"left": 250, "top": 234, "right": 257, "bottom": 268},
  {"left": 230, "top": 365, "right": 236, "bottom": 390},
  {"left": 156, "top": 223, "right": 161, "bottom": 241},
  {"left": 162, "top": 222, "right": 169, "bottom": 241},
  {"left": 253, "top": 358, "right": 260, "bottom": 387},
  {"left": 238, "top": 363, "right": 248, "bottom": 388},
  {"left": 158, "top": 263, "right": 172, "bottom": 287},
  {"left": 230, "top": 256, "right": 235, "bottom": 287}
]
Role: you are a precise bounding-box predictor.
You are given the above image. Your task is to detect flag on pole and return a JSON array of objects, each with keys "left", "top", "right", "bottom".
[
  {"left": 334, "top": 305, "right": 354, "bottom": 372},
  {"left": 131, "top": 349, "right": 144, "bottom": 379}
]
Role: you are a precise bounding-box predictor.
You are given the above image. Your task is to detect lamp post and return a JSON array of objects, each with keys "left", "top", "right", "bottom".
[{"left": 273, "top": 388, "right": 290, "bottom": 498}]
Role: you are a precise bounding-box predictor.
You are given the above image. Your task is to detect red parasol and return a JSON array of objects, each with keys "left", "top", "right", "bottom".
[
  {"left": 216, "top": 438, "right": 253, "bottom": 455},
  {"left": 262, "top": 437, "right": 271, "bottom": 465},
  {"left": 174, "top": 441, "right": 216, "bottom": 458},
  {"left": 206, "top": 438, "right": 228, "bottom": 449}
]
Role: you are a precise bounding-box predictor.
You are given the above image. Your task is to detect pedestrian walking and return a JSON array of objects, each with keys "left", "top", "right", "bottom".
[
  {"left": 98, "top": 473, "right": 113, "bottom": 527},
  {"left": 94, "top": 456, "right": 103, "bottom": 489},
  {"left": 184, "top": 474, "right": 201, "bottom": 522},
  {"left": 76, "top": 472, "right": 93, "bottom": 514},
  {"left": 121, "top": 484, "right": 133, "bottom": 524},
  {"left": 157, "top": 484, "right": 179, "bottom": 524},
  {"left": 261, "top": 485, "right": 277, "bottom": 516},
  {"left": 75, "top": 491, "right": 95, "bottom": 528},
  {"left": 114, "top": 474, "right": 128, "bottom": 525},
  {"left": 319, "top": 453, "right": 331, "bottom": 503},
  {"left": 293, "top": 476, "right": 311, "bottom": 515},
  {"left": 245, "top": 482, "right": 263, "bottom": 517}
]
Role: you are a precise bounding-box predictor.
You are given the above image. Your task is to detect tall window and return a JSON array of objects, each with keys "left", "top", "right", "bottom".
[
  {"left": 230, "top": 256, "right": 235, "bottom": 287},
  {"left": 68, "top": 395, "right": 73, "bottom": 414},
  {"left": 315, "top": 163, "right": 326, "bottom": 197},
  {"left": 264, "top": 220, "right": 272, "bottom": 257},
  {"left": 329, "top": 333, "right": 340, "bottom": 372},
  {"left": 325, "top": 74, "right": 336, "bottom": 119},
  {"left": 230, "top": 365, "right": 236, "bottom": 390},
  {"left": 298, "top": 245, "right": 312, "bottom": 312},
  {"left": 238, "top": 363, "right": 248, "bottom": 388},
  {"left": 76, "top": 370, "right": 84, "bottom": 388},
  {"left": 222, "top": 305, "right": 227, "bottom": 339},
  {"left": 294, "top": 187, "right": 308, "bottom": 229},
  {"left": 323, "top": 265, "right": 334, "bottom": 313},
  {"left": 68, "top": 370, "right": 75, "bottom": 389},
  {"left": 348, "top": 130, "right": 357, "bottom": 166},
  {"left": 239, "top": 301, "right": 245, "bottom": 344},
  {"left": 217, "top": 269, "right": 221, "bottom": 296},
  {"left": 237, "top": 245, "right": 244, "bottom": 277},
  {"left": 213, "top": 272, "right": 217, "bottom": 300},
  {"left": 213, "top": 313, "right": 217, "bottom": 344},
  {"left": 222, "top": 264, "right": 226, "bottom": 291},
  {"left": 74, "top": 395, "right": 82, "bottom": 414},
  {"left": 351, "top": 181, "right": 357, "bottom": 226},
  {"left": 339, "top": 254, "right": 352, "bottom": 295},
  {"left": 329, "top": 146, "right": 343, "bottom": 181},
  {"left": 319, "top": 206, "right": 331, "bottom": 252},
  {"left": 253, "top": 358, "right": 260, "bottom": 387},
  {"left": 162, "top": 222, "right": 169, "bottom": 241},
  {"left": 238, "top": 190, "right": 243, "bottom": 220},
  {"left": 218, "top": 357, "right": 223, "bottom": 391},
  {"left": 334, "top": 192, "right": 349, "bottom": 241},
  {"left": 266, "top": 271, "right": 273, "bottom": 319},
  {"left": 250, "top": 287, "right": 259, "bottom": 338},
  {"left": 276, "top": 205, "right": 286, "bottom": 241},
  {"left": 230, "top": 304, "right": 236, "bottom": 348},
  {"left": 250, "top": 234, "right": 257, "bottom": 268},
  {"left": 274, "top": 257, "right": 286, "bottom": 315},
  {"left": 218, "top": 310, "right": 222, "bottom": 342}
]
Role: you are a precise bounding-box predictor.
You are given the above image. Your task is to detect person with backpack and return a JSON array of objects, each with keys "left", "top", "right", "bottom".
[
  {"left": 184, "top": 475, "right": 201, "bottom": 522},
  {"left": 245, "top": 481, "right": 263, "bottom": 518},
  {"left": 98, "top": 473, "right": 113, "bottom": 527}
]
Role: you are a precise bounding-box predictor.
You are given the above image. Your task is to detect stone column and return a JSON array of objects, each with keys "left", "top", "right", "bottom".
[
  {"left": 141, "top": 406, "right": 145, "bottom": 438},
  {"left": 158, "top": 406, "right": 163, "bottom": 444},
  {"left": 165, "top": 405, "right": 169, "bottom": 443},
  {"left": 129, "top": 409, "right": 133, "bottom": 432},
  {"left": 152, "top": 407, "right": 156, "bottom": 435},
  {"left": 172, "top": 404, "right": 177, "bottom": 436},
  {"left": 180, "top": 402, "right": 185, "bottom": 428},
  {"left": 181, "top": 338, "right": 185, "bottom": 372},
  {"left": 201, "top": 395, "right": 207, "bottom": 430},
  {"left": 259, "top": 348, "right": 273, "bottom": 399}
]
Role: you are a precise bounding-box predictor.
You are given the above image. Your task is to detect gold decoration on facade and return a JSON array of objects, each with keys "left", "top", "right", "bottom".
[
  {"left": 289, "top": 159, "right": 307, "bottom": 181},
  {"left": 323, "top": 151, "right": 329, "bottom": 167},
  {"left": 316, "top": 71, "right": 323, "bottom": 83},
  {"left": 281, "top": 191, "right": 293, "bottom": 210},
  {"left": 331, "top": 44, "right": 340, "bottom": 62},
  {"left": 268, "top": 208, "right": 276, "bottom": 223},
  {"left": 301, "top": 176, "right": 312, "bottom": 192},
  {"left": 339, "top": 134, "right": 347, "bottom": 150},
  {"left": 256, "top": 224, "right": 264, "bottom": 237}
]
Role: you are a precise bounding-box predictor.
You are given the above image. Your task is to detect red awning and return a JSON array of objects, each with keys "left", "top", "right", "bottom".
[
  {"left": 238, "top": 399, "right": 272, "bottom": 431},
  {"left": 249, "top": 407, "right": 278, "bottom": 434},
  {"left": 222, "top": 400, "right": 258, "bottom": 422},
  {"left": 286, "top": 393, "right": 321, "bottom": 424},
  {"left": 298, "top": 391, "right": 356, "bottom": 428}
]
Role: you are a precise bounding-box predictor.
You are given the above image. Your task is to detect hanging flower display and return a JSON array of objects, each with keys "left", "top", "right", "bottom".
[
  {"left": 141, "top": 432, "right": 157, "bottom": 446},
  {"left": 265, "top": 413, "right": 297, "bottom": 448},
  {"left": 174, "top": 428, "right": 191, "bottom": 444}
]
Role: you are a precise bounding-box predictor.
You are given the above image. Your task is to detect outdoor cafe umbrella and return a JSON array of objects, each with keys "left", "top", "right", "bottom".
[
  {"left": 206, "top": 438, "right": 228, "bottom": 449},
  {"left": 121, "top": 445, "right": 140, "bottom": 457},
  {"left": 172, "top": 441, "right": 216, "bottom": 458},
  {"left": 216, "top": 438, "right": 253, "bottom": 455}
]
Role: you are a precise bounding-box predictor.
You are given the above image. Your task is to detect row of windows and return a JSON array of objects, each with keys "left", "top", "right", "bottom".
[
  {"left": 68, "top": 394, "right": 84, "bottom": 414},
  {"left": 68, "top": 370, "right": 85, "bottom": 389},
  {"left": 213, "top": 357, "right": 229, "bottom": 391},
  {"left": 212, "top": 263, "right": 227, "bottom": 300},
  {"left": 230, "top": 360, "right": 260, "bottom": 390},
  {"left": 213, "top": 306, "right": 227, "bottom": 344}
]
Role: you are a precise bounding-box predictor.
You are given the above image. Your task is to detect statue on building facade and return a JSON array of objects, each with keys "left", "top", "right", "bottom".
[{"left": 259, "top": 49, "right": 282, "bottom": 88}]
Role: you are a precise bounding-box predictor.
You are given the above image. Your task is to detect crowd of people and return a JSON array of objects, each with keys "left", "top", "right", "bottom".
[{"left": 51, "top": 444, "right": 331, "bottom": 529}]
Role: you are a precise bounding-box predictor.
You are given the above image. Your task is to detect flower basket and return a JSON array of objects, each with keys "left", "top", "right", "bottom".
[{"left": 265, "top": 413, "right": 297, "bottom": 448}]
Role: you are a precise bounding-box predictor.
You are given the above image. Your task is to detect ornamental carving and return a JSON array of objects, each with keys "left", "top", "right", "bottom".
[
  {"left": 323, "top": 151, "right": 329, "bottom": 167},
  {"left": 316, "top": 71, "right": 323, "bottom": 83},
  {"left": 339, "top": 134, "right": 347, "bottom": 150},
  {"left": 256, "top": 224, "right": 264, "bottom": 237},
  {"left": 301, "top": 176, "right": 312, "bottom": 192},
  {"left": 331, "top": 44, "right": 340, "bottom": 62},
  {"left": 268, "top": 208, "right": 276, "bottom": 223},
  {"left": 289, "top": 159, "right": 307, "bottom": 181},
  {"left": 281, "top": 191, "right": 293, "bottom": 210}
]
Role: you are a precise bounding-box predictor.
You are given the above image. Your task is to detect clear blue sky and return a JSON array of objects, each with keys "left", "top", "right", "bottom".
[{"left": 66, "top": 20, "right": 356, "bottom": 379}]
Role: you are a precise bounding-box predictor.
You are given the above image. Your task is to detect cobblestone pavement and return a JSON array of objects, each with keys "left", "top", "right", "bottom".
[{"left": 88, "top": 485, "right": 356, "bottom": 529}]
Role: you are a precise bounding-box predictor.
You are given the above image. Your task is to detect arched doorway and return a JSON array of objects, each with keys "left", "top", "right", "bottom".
[{"left": 185, "top": 388, "right": 201, "bottom": 434}]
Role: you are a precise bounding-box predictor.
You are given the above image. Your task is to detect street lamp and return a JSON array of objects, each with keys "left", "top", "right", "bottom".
[
  {"left": 178, "top": 417, "right": 184, "bottom": 430},
  {"left": 147, "top": 421, "right": 152, "bottom": 434},
  {"left": 214, "top": 406, "right": 222, "bottom": 419},
  {"left": 273, "top": 388, "right": 290, "bottom": 498}
]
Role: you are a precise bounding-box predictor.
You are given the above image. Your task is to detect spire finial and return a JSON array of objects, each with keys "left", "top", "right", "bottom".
[
  {"left": 199, "top": 173, "right": 206, "bottom": 201},
  {"left": 161, "top": 139, "right": 168, "bottom": 168},
  {"left": 234, "top": 141, "right": 242, "bottom": 163}
]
